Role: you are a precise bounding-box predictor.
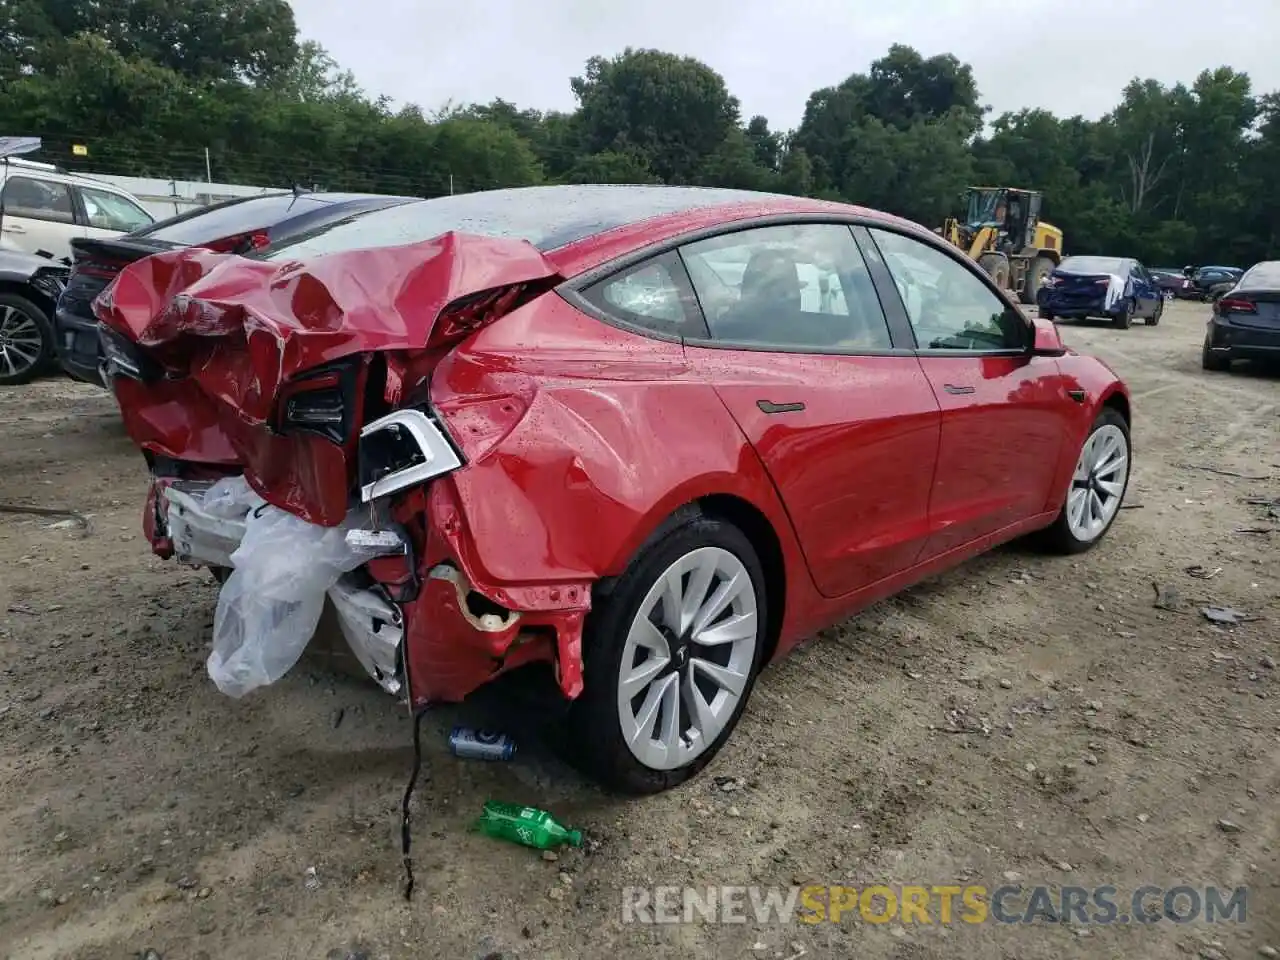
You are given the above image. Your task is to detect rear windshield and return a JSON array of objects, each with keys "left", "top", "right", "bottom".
[
  {"left": 1240, "top": 261, "right": 1280, "bottom": 288},
  {"left": 1060, "top": 256, "right": 1126, "bottom": 275},
  {"left": 138, "top": 193, "right": 327, "bottom": 244},
  {"left": 258, "top": 185, "right": 781, "bottom": 261}
]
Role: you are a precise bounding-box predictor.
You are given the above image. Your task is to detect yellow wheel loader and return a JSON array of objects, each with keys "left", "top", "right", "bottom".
[{"left": 940, "top": 187, "right": 1064, "bottom": 304}]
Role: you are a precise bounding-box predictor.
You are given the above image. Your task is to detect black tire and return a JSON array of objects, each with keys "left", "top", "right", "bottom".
[
  {"left": 1110, "top": 298, "right": 1134, "bottom": 329},
  {"left": 1019, "top": 256, "right": 1053, "bottom": 305},
  {"left": 1038, "top": 308, "right": 1055, "bottom": 321},
  {"left": 1201, "top": 339, "right": 1231, "bottom": 372},
  {"left": 1146, "top": 298, "right": 1163, "bottom": 326},
  {"left": 0, "top": 292, "right": 55, "bottom": 386},
  {"left": 978, "top": 253, "right": 1010, "bottom": 291},
  {"left": 566, "top": 509, "right": 768, "bottom": 794},
  {"left": 1038, "top": 408, "right": 1130, "bottom": 555}
]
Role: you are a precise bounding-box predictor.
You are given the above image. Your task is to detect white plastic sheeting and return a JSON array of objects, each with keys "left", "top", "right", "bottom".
[
  {"left": 1102, "top": 274, "right": 1128, "bottom": 312},
  {"left": 202, "top": 477, "right": 397, "bottom": 698}
]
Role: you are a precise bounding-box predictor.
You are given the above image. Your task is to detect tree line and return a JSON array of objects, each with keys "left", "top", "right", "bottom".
[{"left": 2, "top": 0, "right": 1277, "bottom": 266}]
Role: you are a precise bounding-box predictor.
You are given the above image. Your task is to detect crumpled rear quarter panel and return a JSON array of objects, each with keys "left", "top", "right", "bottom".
[{"left": 96, "top": 232, "right": 563, "bottom": 524}]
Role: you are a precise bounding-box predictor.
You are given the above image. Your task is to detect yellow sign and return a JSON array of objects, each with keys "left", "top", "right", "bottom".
[{"left": 72, "top": 144, "right": 88, "bottom": 157}]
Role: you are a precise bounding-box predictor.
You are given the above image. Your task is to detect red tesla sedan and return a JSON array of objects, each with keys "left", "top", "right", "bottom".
[{"left": 96, "top": 185, "right": 1131, "bottom": 793}]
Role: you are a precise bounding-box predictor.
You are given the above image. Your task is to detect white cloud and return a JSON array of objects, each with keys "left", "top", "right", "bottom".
[{"left": 289, "top": 0, "right": 1280, "bottom": 129}]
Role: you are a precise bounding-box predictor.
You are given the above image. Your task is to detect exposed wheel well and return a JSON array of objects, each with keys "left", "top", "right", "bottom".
[
  {"left": 0, "top": 280, "right": 54, "bottom": 317},
  {"left": 1102, "top": 390, "right": 1130, "bottom": 429},
  {"left": 697, "top": 494, "right": 786, "bottom": 664}
]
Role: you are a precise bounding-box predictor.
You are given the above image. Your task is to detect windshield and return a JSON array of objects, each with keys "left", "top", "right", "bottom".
[
  {"left": 1060, "top": 256, "right": 1126, "bottom": 275},
  {"left": 965, "top": 190, "right": 1001, "bottom": 227}
]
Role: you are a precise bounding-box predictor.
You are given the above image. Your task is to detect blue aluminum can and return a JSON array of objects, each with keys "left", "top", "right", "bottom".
[{"left": 449, "top": 726, "right": 517, "bottom": 761}]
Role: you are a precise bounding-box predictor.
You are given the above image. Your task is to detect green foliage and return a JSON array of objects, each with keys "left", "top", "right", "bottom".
[{"left": 0, "top": 3, "right": 1275, "bottom": 266}]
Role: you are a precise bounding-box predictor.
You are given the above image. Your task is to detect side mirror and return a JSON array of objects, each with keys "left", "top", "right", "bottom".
[{"left": 1030, "top": 316, "right": 1067, "bottom": 357}]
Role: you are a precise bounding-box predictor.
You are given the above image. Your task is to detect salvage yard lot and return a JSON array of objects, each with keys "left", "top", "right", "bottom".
[{"left": 0, "top": 300, "right": 1276, "bottom": 960}]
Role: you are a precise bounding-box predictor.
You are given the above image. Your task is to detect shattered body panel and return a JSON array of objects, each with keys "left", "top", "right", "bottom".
[{"left": 97, "top": 233, "right": 561, "bottom": 524}]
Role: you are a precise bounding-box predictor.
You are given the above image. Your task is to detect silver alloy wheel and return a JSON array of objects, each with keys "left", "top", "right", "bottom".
[
  {"left": 617, "top": 546, "right": 759, "bottom": 771},
  {"left": 0, "top": 304, "right": 44, "bottom": 380},
  {"left": 1066, "top": 423, "right": 1129, "bottom": 542}
]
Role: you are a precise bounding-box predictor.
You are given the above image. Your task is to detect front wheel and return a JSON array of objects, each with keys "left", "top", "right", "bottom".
[
  {"left": 0, "top": 293, "right": 55, "bottom": 386},
  {"left": 567, "top": 511, "right": 767, "bottom": 794},
  {"left": 1039, "top": 409, "right": 1130, "bottom": 554},
  {"left": 1146, "top": 298, "right": 1163, "bottom": 326}
]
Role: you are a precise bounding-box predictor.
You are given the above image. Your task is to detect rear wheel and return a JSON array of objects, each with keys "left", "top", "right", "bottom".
[
  {"left": 0, "top": 293, "right": 54, "bottom": 387},
  {"left": 1039, "top": 409, "right": 1130, "bottom": 554},
  {"left": 567, "top": 511, "right": 767, "bottom": 794},
  {"left": 1111, "top": 298, "right": 1134, "bottom": 329},
  {"left": 1020, "top": 256, "right": 1053, "bottom": 305},
  {"left": 1201, "top": 338, "right": 1231, "bottom": 372},
  {"left": 1038, "top": 308, "right": 1055, "bottom": 321}
]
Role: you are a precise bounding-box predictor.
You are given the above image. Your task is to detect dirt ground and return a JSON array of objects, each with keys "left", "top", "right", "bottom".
[{"left": 0, "top": 300, "right": 1277, "bottom": 960}]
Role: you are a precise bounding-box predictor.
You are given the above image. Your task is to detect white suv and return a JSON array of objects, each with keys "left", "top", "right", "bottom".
[{"left": 0, "top": 160, "right": 154, "bottom": 262}]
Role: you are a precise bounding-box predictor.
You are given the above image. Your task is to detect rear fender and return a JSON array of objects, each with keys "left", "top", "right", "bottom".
[{"left": 399, "top": 299, "right": 811, "bottom": 705}]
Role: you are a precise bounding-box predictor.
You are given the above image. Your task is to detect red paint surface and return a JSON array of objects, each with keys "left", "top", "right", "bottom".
[
  {"left": 114, "top": 197, "right": 1129, "bottom": 708},
  {"left": 685, "top": 346, "right": 941, "bottom": 598}
]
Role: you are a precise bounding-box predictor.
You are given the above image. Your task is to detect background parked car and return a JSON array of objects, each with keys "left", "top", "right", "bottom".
[
  {"left": 1190, "top": 265, "right": 1243, "bottom": 301},
  {"left": 1150, "top": 267, "right": 1198, "bottom": 299},
  {"left": 1036, "top": 255, "right": 1164, "bottom": 328},
  {"left": 0, "top": 158, "right": 154, "bottom": 262},
  {"left": 55, "top": 190, "right": 418, "bottom": 385},
  {"left": 0, "top": 248, "right": 69, "bottom": 385},
  {"left": 1202, "top": 260, "right": 1280, "bottom": 372}
]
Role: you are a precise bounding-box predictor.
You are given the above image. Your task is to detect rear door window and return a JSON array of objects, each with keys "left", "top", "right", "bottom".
[
  {"left": 678, "top": 223, "right": 893, "bottom": 352},
  {"left": 78, "top": 186, "right": 154, "bottom": 232},
  {"left": 1, "top": 175, "right": 75, "bottom": 224}
]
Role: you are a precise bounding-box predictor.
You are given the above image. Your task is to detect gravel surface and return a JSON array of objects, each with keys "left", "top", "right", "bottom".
[{"left": 0, "top": 301, "right": 1277, "bottom": 959}]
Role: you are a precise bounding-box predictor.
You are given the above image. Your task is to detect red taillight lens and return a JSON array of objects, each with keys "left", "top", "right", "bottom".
[
  {"left": 1094, "top": 278, "right": 1111, "bottom": 286},
  {"left": 1217, "top": 297, "right": 1256, "bottom": 314},
  {"left": 77, "top": 259, "right": 127, "bottom": 280},
  {"left": 202, "top": 230, "right": 270, "bottom": 255},
  {"left": 425, "top": 280, "right": 554, "bottom": 350}
]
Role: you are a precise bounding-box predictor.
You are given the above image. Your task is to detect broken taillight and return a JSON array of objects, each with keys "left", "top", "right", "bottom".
[
  {"left": 357, "top": 409, "right": 463, "bottom": 504},
  {"left": 275, "top": 359, "right": 362, "bottom": 444},
  {"left": 425, "top": 280, "right": 555, "bottom": 351},
  {"left": 202, "top": 229, "right": 271, "bottom": 255}
]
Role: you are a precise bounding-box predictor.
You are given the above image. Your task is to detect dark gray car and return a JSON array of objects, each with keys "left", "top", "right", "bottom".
[
  {"left": 0, "top": 249, "right": 70, "bottom": 385},
  {"left": 1203, "top": 260, "right": 1280, "bottom": 372}
]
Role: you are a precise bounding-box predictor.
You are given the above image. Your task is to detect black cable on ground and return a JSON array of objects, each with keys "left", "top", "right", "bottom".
[{"left": 401, "top": 707, "right": 427, "bottom": 901}]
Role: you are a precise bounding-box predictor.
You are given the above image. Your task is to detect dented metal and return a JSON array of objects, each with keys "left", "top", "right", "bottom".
[{"left": 329, "top": 576, "right": 405, "bottom": 696}]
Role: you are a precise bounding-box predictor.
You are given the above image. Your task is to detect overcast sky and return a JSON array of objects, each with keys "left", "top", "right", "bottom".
[{"left": 290, "top": 0, "right": 1279, "bottom": 130}]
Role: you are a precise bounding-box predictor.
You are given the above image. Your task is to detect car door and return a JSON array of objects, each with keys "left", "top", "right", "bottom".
[
  {"left": 76, "top": 185, "right": 154, "bottom": 241},
  {"left": 1131, "top": 262, "right": 1160, "bottom": 317},
  {"left": 0, "top": 174, "right": 79, "bottom": 261},
  {"left": 673, "top": 221, "right": 942, "bottom": 599},
  {"left": 864, "top": 226, "right": 1071, "bottom": 557}
]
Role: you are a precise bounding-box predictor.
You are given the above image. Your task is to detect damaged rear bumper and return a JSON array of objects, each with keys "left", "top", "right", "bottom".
[{"left": 145, "top": 476, "right": 588, "bottom": 706}]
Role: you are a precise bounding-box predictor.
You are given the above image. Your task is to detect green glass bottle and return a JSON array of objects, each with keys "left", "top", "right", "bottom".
[{"left": 473, "top": 801, "right": 583, "bottom": 851}]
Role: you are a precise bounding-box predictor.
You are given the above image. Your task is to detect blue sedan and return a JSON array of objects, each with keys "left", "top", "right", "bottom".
[{"left": 1037, "top": 256, "right": 1164, "bottom": 329}]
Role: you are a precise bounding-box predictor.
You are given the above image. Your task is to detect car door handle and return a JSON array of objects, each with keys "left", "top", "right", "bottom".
[
  {"left": 942, "top": 384, "right": 975, "bottom": 395},
  {"left": 757, "top": 400, "right": 806, "bottom": 414},
  {"left": 1, "top": 223, "right": 24, "bottom": 233}
]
